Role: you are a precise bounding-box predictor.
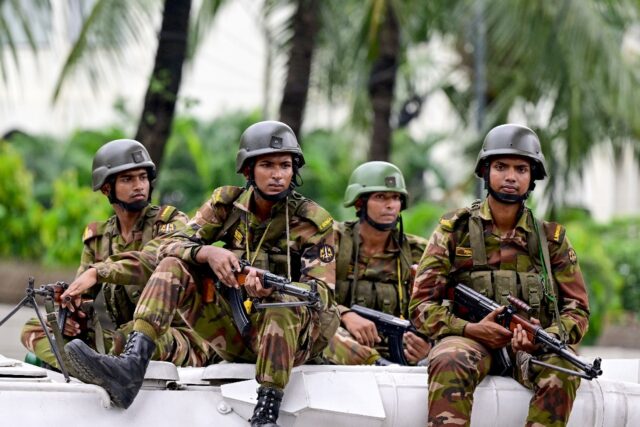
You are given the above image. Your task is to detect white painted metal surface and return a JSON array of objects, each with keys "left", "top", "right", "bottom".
[{"left": 0, "top": 354, "right": 638, "bottom": 427}]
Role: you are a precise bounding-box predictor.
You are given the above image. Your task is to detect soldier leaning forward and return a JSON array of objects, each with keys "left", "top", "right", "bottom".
[
  {"left": 22, "top": 139, "right": 214, "bottom": 369},
  {"left": 322, "top": 161, "right": 430, "bottom": 366},
  {"left": 410, "top": 124, "right": 590, "bottom": 427},
  {"left": 63, "top": 121, "right": 340, "bottom": 427}
]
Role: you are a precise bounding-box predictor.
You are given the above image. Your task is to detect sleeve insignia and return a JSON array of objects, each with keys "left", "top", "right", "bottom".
[
  {"left": 159, "top": 223, "right": 176, "bottom": 234},
  {"left": 568, "top": 248, "right": 578, "bottom": 265},
  {"left": 234, "top": 229, "right": 244, "bottom": 246},
  {"left": 319, "top": 244, "right": 335, "bottom": 263}
]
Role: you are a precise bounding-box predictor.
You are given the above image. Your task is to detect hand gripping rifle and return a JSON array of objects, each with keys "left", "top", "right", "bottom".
[
  {"left": 220, "top": 260, "right": 322, "bottom": 336},
  {"left": 350, "top": 304, "right": 431, "bottom": 365},
  {"left": 451, "top": 283, "right": 602, "bottom": 380},
  {"left": 0, "top": 278, "right": 72, "bottom": 382}
]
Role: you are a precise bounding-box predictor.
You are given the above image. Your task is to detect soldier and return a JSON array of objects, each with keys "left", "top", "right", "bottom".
[
  {"left": 410, "top": 124, "right": 590, "bottom": 426},
  {"left": 322, "top": 161, "right": 431, "bottom": 365},
  {"left": 63, "top": 121, "right": 340, "bottom": 426},
  {"left": 21, "top": 139, "right": 214, "bottom": 369}
]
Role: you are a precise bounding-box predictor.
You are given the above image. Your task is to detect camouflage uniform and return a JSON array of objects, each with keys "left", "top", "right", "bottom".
[
  {"left": 322, "top": 220, "right": 427, "bottom": 364},
  {"left": 131, "top": 185, "right": 339, "bottom": 390},
  {"left": 410, "top": 199, "right": 590, "bottom": 426},
  {"left": 21, "top": 204, "right": 215, "bottom": 368}
]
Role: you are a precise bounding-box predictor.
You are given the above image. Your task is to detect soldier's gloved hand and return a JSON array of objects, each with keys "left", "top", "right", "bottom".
[
  {"left": 61, "top": 268, "right": 98, "bottom": 312},
  {"left": 243, "top": 268, "right": 274, "bottom": 298},
  {"left": 342, "top": 311, "right": 381, "bottom": 347},
  {"left": 511, "top": 318, "right": 541, "bottom": 354},
  {"left": 403, "top": 331, "right": 432, "bottom": 363},
  {"left": 463, "top": 306, "right": 513, "bottom": 349},
  {"left": 197, "top": 246, "right": 241, "bottom": 288}
]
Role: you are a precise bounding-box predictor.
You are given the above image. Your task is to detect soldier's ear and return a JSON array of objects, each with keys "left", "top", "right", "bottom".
[{"left": 100, "top": 183, "right": 111, "bottom": 196}]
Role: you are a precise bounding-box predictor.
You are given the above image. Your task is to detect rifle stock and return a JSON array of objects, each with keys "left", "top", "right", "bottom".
[{"left": 452, "top": 283, "right": 602, "bottom": 380}]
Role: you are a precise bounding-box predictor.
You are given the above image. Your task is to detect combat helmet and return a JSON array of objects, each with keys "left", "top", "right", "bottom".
[
  {"left": 92, "top": 139, "right": 156, "bottom": 191},
  {"left": 344, "top": 161, "right": 408, "bottom": 209},
  {"left": 474, "top": 124, "right": 547, "bottom": 181},
  {"left": 235, "top": 121, "right": 305, "bottom": 173}
]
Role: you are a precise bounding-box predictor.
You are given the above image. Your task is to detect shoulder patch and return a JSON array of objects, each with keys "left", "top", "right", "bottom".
[
  {"left": 439, "top": 208, "right": 471, "bottom": 232},
  {"left": 296, "top": 199, "right": 334, "bottom": 232},
  {"left": 82, "top": 221, "right": 107, "bottom": 243},
  {"left": 212, "top": 186, "right": 244, "bottom": 206},
  {"left": 156, "top": 205, "right": 178, "bottom": 223},
  {"left": 543, "top": 221, "right": 565, "bottom": 244}
]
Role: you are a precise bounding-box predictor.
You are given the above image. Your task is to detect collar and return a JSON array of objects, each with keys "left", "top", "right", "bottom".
[
  {"left": 233, "top": 186, "right": 288, "bottom": 218},
  {"left": 478, "top": 198, "right": 532, "bottom": 233}
]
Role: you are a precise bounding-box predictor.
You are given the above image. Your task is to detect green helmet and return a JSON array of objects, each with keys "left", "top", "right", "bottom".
[
  {"left": 343, "top": 161, "right": 408, "bottom": 208},
  {"left": 474, "top": 124, "right": 547, "bottom": 180},
  {"left": 92, "top": 139, "right": 156, "bottom": 191},
  {"left": 235, "top": 121, "right": 305, "bottom": 173}
]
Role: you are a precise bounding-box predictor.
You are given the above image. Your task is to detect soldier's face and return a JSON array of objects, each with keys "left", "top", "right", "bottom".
[
  {"left": 366, "top": 192, "right": 402, "bottom": 223},
  {"left": 252, "top": 153, "right": 294, "bottom": 195},
  {"left": 110, "top": 168, "right": 150, "bottom": 203},
  {"left": 488, "top": 156, "right": 531, "bottom": 196}
]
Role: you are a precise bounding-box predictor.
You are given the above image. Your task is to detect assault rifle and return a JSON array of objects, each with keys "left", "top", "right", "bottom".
[
  {"left": 451, "top": 283, "right": 602, "bottom": 380},
  {"left": 0, "top": 278, "right": 72, "bottom": 381},
  {"left": 221, "top": 260, "right": 322, "bottom": 336},
  {"left": 350, "top": 304, "right": 431, "bottom": 366}
]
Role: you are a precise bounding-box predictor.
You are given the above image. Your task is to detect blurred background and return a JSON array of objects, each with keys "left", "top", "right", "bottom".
[{"left": 1, "top": 0, "right": 639, "bottom": 360}]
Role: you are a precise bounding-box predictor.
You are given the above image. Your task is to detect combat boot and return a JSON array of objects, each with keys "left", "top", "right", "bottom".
[
  {"left": 249, "top": 385, "right": 284, "bottom": 427},
  {"left": 65, "top": 331, "right": 155, "bottom": 409}
]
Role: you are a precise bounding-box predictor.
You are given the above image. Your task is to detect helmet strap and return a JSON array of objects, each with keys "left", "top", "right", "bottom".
[
  {"left": 483, "top": 164, "right": 532, "bottom": 204},
  {"left": 246, "top": 161, "right": 298, "bottom": 202},
  {"left": 358, "top": 198, "right": 398, "bottom": 231},
  {"left": 106, "top": 177, "right": 152, "bottom": 212}
]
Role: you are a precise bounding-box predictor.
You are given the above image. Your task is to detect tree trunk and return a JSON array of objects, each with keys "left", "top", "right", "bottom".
[
  {"left": 367, "top": 4, "right": 399, "bottom": 162},
  {"left": 135, "top": 0, "right": 192, "bottom": 170},
  {"left": 278, "top": 0, "right": 320, "bottom": 141}
]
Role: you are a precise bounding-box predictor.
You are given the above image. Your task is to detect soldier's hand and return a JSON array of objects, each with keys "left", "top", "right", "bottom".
[
  {"left": 61, "top": 316, "right": 84, "bottom": 336},
  {"left": 197, "top": 246, "right": 241, "bottom": 288},
  {"left": 342, "top": 311, "right": 381, "bottom": 347},
  {"left": 61, "top": 268, "right": 98, "bottom": 312},
  {"left": 511, "top": 318, "right": 541, "bottom": 353},
  {"left": 463, "top": 306, "right": 513, "bottom": 349},
  {"left": 404, "top": 331, "right": 432, "bottom": 363},
  {"left": 243, "top": 268, "right": 274, "bottom": 298}
]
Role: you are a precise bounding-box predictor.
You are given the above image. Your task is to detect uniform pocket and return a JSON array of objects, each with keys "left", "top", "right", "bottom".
[
  {"left": 469, "top": 271, "right": 494, "bottom": 298},
  {"left": 492, "top": 270, "right": 518, "bottom": 306}
]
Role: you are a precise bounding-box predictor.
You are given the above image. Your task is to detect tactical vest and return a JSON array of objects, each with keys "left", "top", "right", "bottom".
[
  {"left": 447, "top": 201, "right": 560, "bottom": 328},
  {"left": 335, "top": 221, "right": 414, "bottom": 317},
  {"left": 85, "top": 205, "right": 179, "bottom": 326},
  {"left": 212, "top": 189, "right": 307, "bottom": 279}
]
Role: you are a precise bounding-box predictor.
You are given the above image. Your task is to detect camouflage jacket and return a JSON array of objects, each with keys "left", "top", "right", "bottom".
[
  {"left": 409, "top": 198, "right": 590, "bottom": 345},
  {"left": 80, "top": 204, "right": 188, "bottom": 326},
  {"left": 335, "top": 220, "right": 427, "bottom": 318},
  {"left": 159, "top": 186, "right": 337, "bottom": 308}
]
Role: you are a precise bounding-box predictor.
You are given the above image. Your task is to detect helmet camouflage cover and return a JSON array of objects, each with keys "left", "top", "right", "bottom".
[
  {"left": 235, "top": 121, "right": 305, "bottom": 173},
  {"left": 343, "top": 161, "right": 409, "bottom": 208},
  {"left": 474, "top": 124, "right": 547, "bottom": 180},
  {"left": 92, "top": 139, "right": 156, "bottom": 191}
]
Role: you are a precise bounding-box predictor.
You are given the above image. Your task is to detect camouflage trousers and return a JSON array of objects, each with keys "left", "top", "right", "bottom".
[
  {"left": 21, "top": 315, "right": 215, "bottom": 369},
  {"left": 133, "top": 256, "right": 331, "bottom": 390},
  {"left": 427, "top": 336, "right": 580, "bottom": 427},
  {"left": 322, "top": 326, "right": 381, "bottom": 365}
]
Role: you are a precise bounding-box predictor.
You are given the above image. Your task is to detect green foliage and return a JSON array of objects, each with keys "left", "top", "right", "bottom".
[
  {"left": 0, "top": 143, "right": 43, "bottom": 258},
  {"left": 40, "top": 170, "right": 111, "bottom": 266}
]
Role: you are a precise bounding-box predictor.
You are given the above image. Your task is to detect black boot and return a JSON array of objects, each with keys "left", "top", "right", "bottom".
[
  {"left": 249, "top": 385, "right": 284, "bottom": 427},
  {"left": 65, "top": 331, "right": 156, "bottom": 409}
]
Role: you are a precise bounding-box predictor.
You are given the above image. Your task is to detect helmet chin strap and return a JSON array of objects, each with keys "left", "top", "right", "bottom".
[
  {"left": 358, "top": 202, "right": 398, "bottom": 231},
  {"left": 246, "top": 164, "right": 301, "bottom": 203},
  {"left": 483, "top": 168, "right": 532, "bottom": 204},
  {"left": 108, "top": 183, "right": 152, "bottom": 212}
]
